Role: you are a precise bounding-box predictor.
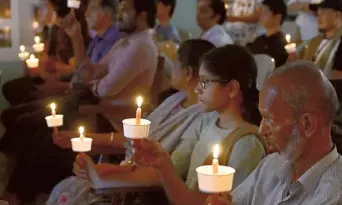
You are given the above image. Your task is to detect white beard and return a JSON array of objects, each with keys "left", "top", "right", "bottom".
[{"left": 279, "top": 125, "right": 301, "bottom": 162}]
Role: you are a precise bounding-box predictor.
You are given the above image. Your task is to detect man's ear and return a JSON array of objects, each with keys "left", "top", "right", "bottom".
[{"left": 299, "top": 113, "right": 317, "bottom": 138}]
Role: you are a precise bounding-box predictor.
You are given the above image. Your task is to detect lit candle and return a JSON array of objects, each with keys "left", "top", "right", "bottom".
[
  {"left": 285, "top": 34, "right": 291, "bottom": 44},
  {"left": 32, "top": 21, "right": 39, "bottom": 31},
  {"left": 136, "top": 96, "right": 143, "bottom": 125},
  {"left": 284, "top": 34, "right": 297, "bottom": 54},
  {"left": 18, "top": 45, "right": 30, "bottom": 61},
  {"left": 79, "top": 126, "right": 85, "bottom": 141},
  {"left": 26, "top": 54, "right": 39, "bottom": 68},
  {"left": 212, "top": 144, "right": 220, "bottom": 174},
  {"left": 50, "top": 103, "right": 56, "bottom": 117},
  {"left": 33, "top": 36, "right": 45, "bottom": 53}
]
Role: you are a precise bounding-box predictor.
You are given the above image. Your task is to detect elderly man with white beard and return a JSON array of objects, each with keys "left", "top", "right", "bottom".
[{"left": 207, "top": 60, "right": 342, "bottom": 205}]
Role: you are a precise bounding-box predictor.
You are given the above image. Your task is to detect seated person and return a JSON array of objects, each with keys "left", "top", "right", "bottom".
[
  {"left": 62, "top": 0, "right": 159, "bottom": 129},
  {"left": 224, "top": 0, "right": 262, "bottom": 46},
  {"left": 2, "top": 0, "right": 89, "bottom": 106},
  {"left": 0, "top": 0, "right": 158, "bottom": 203},
  {"left": 246, "top": 0, "right": 288, "bottom": 67},
  {"left": 207, "top": 61, "right": 342, "bottom": 205},
  {"left": 47, "top": 45, "right": 266, "bottom": 205},
  {"left": 300, "top": 0, "right": 342, "bottom": 79},
  {"left": 197, "top": 0, "right": 233, "bottom": 47},
  {"left": 53, "top": 39, "right": 216, "bottom": 155},
  {"left": 155, "top": 0, "right": 181, "bottom": 43},
  {"left": 1, "top": 0, "right": 120, "bottom": 130}
]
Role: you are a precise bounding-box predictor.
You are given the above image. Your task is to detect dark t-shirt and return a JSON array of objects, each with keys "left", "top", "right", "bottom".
[
  {"left": 246, "top": 32, "right": 288, "bottom": 67},
  {"left": 333, "top": 38, "right": 342, "bottom": 71}
]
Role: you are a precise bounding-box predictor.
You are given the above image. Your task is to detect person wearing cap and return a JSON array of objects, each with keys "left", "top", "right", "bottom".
[
  {"left": 288, "top": 0, "right": 321, "bottom": 42},
  {"left": 245, "top": 0, "right": 288, "bottom": 67},
  {"left": 301, "top": 0, "right": 342, "bottom": 79}
]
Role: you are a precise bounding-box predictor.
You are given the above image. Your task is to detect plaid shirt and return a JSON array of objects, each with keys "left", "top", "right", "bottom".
[{"left": 232, "top": 147, "right": 342, "bottom": 205}]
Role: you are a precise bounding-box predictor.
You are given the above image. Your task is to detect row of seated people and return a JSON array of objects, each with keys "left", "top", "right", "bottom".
[{"left": 0, "top": 0, "right": 342, "bottom": 203}]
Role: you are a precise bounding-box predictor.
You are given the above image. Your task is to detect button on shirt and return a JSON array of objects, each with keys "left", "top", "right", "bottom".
[
  {"left": 87, "top": 25, "right": 121, "bottom": 64},
  {"left": 201, "top": 25, "right": 233, "bottom": 47},
  {"left": 232, "top": 147, "right": 342, "bottom": 205}
]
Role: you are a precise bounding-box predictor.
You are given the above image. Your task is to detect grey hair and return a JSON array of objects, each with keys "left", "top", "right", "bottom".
[{"left": 270, "top": 60, "right": 340, "bottom": 123}]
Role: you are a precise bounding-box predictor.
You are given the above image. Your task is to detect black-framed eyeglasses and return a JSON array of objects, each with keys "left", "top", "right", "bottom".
[{"left": 197, "top": 78, "right": 230, "bottom": 89}]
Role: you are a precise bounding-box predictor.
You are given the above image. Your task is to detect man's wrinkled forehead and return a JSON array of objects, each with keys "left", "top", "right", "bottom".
[{"left": 259, "top": 82, "right": 281, "bottom": 112}]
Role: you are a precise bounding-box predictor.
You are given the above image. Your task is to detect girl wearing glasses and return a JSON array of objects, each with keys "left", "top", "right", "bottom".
[{"left": 67, "top": 44, "right": 267, "bottom": 205}]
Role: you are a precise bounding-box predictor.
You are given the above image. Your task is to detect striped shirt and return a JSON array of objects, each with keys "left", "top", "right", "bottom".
[{"left": 232, "top": 147, "right": 342, "bottom": 205}]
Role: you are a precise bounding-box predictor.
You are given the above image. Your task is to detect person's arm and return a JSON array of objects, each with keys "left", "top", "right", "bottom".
[
  {"left": 227, "top": 8, "right": 261, "bottom": 23},
  {"left": 158, "top": 153, "right": 207, "bottom": 205},
  {"left": 92, "top": 41, "right": 149, "bottom": 98}
]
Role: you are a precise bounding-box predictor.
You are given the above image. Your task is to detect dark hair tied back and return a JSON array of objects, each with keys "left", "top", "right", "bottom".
[{"left": 201, "top": 44, "right": 261, "bottom": 125}]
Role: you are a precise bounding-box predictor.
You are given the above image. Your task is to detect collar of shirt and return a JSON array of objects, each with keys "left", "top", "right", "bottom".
[
  {"left": 96, "top": 25, "right": 120, "bottom": 43},
  {"left": 201, "top": 24, "right": 224, "bottom": 40},
  {"left": 276, "top": 147, "right": 340, "bottom": 193}
]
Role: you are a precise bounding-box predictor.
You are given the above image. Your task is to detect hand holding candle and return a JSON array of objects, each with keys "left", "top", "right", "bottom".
[
  {"left": 212, "top": 144, "right": 220, "bottom": 174},
  {"left": 136, "top": 96, "right": 143, "bottom": 125}
]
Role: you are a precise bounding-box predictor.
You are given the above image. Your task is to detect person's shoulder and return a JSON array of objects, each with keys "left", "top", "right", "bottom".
[{"left": 314, "top": 157, "right": 342, "bottom": 202}]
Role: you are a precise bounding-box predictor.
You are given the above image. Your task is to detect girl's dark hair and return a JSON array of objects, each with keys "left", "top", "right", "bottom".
[
  {"left": 201, "top": 44, "right": 261, "bottom": 125},
  {"left": 178, "top": 39, "right": 216, "bottom": 77}
]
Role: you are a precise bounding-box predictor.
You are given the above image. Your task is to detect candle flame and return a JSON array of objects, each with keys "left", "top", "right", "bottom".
[
  {"left": 32, "top": 21, "right": 39, "bottom": 29},
  {"left": 20, "top": 45, "right": 25, "bottom": 52},
  {"left": 79, "top": 126, "right": 85, "bottom": 136},
  {"left": 213, "top": 144, "right": 220, "bottom": 159},
  {"left": 136, "top": 96, "right": 143, "bottom": 108},
  {"left": 285, "top": 34, "right": 291, "bottom": 44},
  {"left": 29, "top": 54, "right": 35, "bottom": 59},
  {"left": 34, "top": 36, "right": 40, "bottom": 44},
  {"left": 50, "top": 103, "right": 56, "bottom": 110}
]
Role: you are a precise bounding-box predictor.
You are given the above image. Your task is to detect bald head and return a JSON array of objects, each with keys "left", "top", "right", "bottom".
[{"left": 265, "top": 60, "right": 339, "bottom": 124}]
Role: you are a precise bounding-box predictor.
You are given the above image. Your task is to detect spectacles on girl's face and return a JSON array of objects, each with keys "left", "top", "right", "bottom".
[{"left": 197, "top": 77, "right": 230, "bottom": 89}]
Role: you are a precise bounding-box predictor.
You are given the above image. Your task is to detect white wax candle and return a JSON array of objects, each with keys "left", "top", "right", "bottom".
[
  {"left": 50, "top": 103, "right": 56, "bottom": 117},
  {"left": 212, "top": 144, "right": 220, "bottom": 174},
  {"left": 26, "top": 54, "right": 39, "bottom": 68},
  {"left": 285, "top": 34, "right": 291, "bottom": 44},
  {"left": 136, "top": 96, "right": 143, "bottom": 125},
  {"left": 79, "top": 126, "right": 85, "bottom": 141}
]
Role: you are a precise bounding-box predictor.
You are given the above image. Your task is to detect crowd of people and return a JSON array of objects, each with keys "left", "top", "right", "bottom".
[{"left": 0, "top": 0, "right": 341, "bottom": 204}]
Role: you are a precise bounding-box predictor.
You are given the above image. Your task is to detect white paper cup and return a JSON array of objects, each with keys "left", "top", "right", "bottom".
[
  {"left": 196, "top": 165, "right": 235, "bottom": 193},
  {"left": 122, "top": 118, "right": 151, "bottom": 139},
  {"left": 68, "top": 0, "right": 81, "bottom": 8},
  {"left": 285, "top": 43, "right": 297, "bottom": 53},
  {"left": 71, "top": 137, "right": 93, "bottom": 152},
  {"left": 45, "top": 115, "right": 64, "bottom": 127}
]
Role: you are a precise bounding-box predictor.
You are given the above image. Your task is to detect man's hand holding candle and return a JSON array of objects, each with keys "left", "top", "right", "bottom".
[
  {"left": 206, "top": 194, "right": 232, "bottom": 205},
  {"left": 131, "top": 139, "right": 170, "bottom": 170}
]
